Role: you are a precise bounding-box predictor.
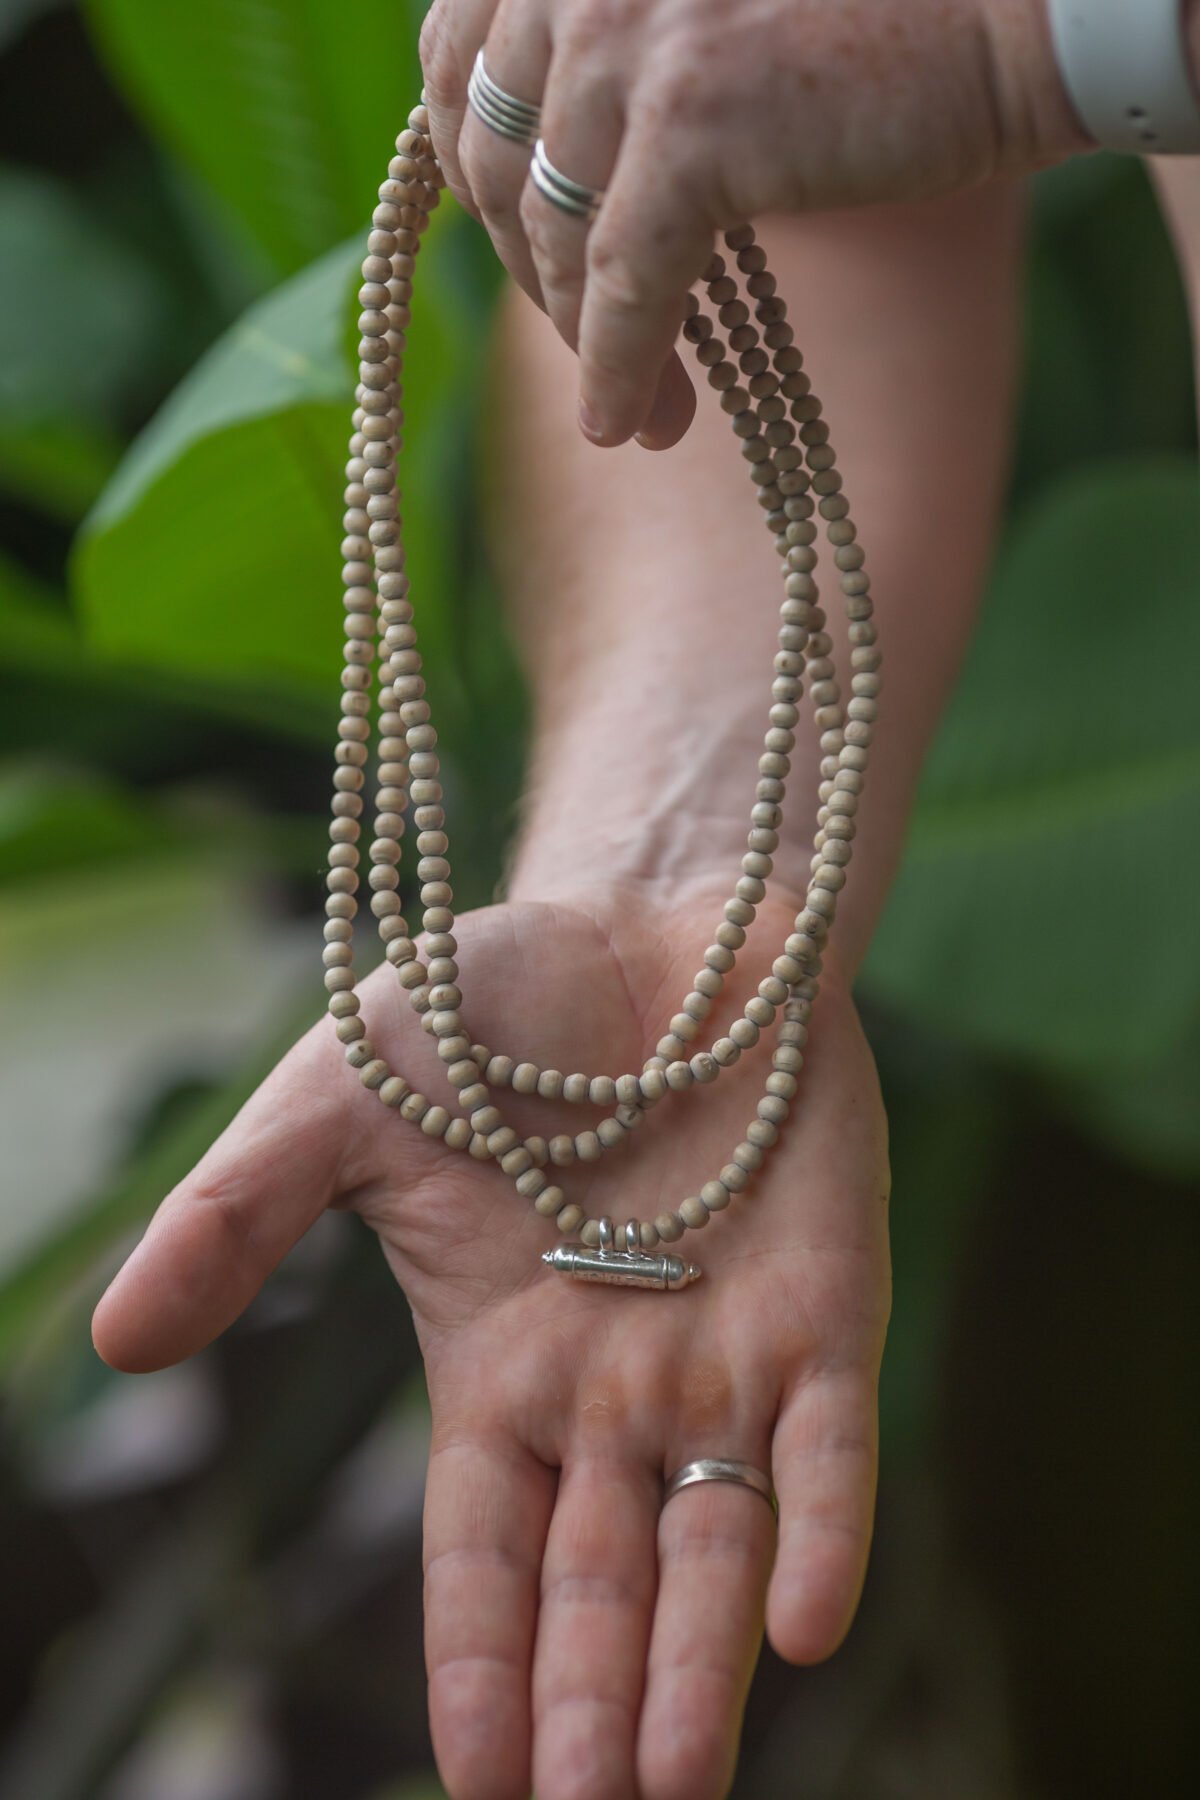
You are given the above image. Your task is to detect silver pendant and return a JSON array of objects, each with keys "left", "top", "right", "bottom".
[{"left": 542, "top": 1216, "right": 702, "bottom": 1291}]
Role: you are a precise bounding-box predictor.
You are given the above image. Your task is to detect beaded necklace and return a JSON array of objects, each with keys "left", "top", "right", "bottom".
[{"left": 323, "top": 100, "right": 880, "bottom": 1292}]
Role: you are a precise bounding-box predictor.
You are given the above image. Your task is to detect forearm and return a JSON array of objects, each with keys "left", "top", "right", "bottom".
[{"left": 488, "top": 180, "right": 1027, "bottom": 977}]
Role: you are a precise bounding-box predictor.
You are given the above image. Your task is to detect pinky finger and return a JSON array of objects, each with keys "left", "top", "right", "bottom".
[{"left": 766, "top": 1363, "right": 880, "bottom": 1665}]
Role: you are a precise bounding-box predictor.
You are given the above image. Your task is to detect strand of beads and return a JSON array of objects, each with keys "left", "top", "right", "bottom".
[{"left": 321, "top": 100, "right": 879, "bottom": 1257}]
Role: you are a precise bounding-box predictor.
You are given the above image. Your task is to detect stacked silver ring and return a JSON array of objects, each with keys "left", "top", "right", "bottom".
[
  {"left": 531, "top": 138, "right": 606, "bottom": 222},
  {"left": 467, "top": 49, "right": 541, "bottom": 147}
]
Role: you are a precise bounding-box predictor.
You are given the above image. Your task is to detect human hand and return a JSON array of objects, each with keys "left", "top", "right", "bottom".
[
  {"left": 418, "top": 0, "right": 1086, "bottom": 449},
  {"left": 93, "top": 883, "right": 890, "bottom": 1800}
]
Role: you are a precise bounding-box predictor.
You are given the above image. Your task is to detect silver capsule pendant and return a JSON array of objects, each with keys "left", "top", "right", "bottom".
[{"left": 543, "top": 1217, "right": 702, "bottom": 1291}]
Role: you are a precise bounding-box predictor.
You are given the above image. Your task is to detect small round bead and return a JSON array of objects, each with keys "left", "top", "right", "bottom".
[
  {"left": 639, "top": 1068, "right": 667, "bottom": 1103},
  {"left": 679, "top": 1196, "right": 710, "bottom": 1230},
  {"left": 549, "top": 1135, "right": 576, "bottom": 1166},
  {"left": 747, "top": 1119, "right": 779, "bottom": 1149},
  {"left": 655, "top": 1211, "right": 685, "bottom": 1242},
  {"left": 421, "top": 1105, "right": 451, "bottom": 1138},
  {"left": 487, "top": 1126, "right": 519, "bottom": 1157},
  {"left": 563, "top": 1073, "right": 590, "bottom": 1104},
  {"left": 575, "top": 1131, "right": 601, "bottom": 1162},
  {"left": 665, "top": 1061, "right": 694, "bottom": 1092},
  {"left": 512, "top": 1062, "right": 540, "bottom": 1095},
  {"left": 700, "top": 1179, "right": 732, "bottom": 1213},
  {"left": 588, "top": 1076, "right": 617, "bottom": 1107},
  {"left": 501, "top": 1146, "right": 533, "bottom": 1177},
  {"left": 555, "top": 1202, "right": 585, "bottom": 1234},
  {"left": 379, "top": 1076, "right": 410, "bottom": 1107},
  {"left": 516, "top": 1167, "right": 548, "bottom": 1198},
  {"left": 597, "top": 1118, "right": 625, "bottom": 1149},
  {"left": 537, "top": 1068, "right": 565, "bottom": 1100},
  {"left": 690, "top": 1053, "right": 719, "bottom": 1083},
  {"left": 758, "top": 1095, "right": 790, "bottom": 1126},
  {"left": 720, "top": 1163, "right": 749, "bottom": 1192}
]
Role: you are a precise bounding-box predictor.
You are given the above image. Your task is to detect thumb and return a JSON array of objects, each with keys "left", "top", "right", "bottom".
[{"left": 92, "top": 1027, "right": 351, "bottom": 1374}]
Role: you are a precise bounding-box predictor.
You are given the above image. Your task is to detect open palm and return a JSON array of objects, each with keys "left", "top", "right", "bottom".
[{"left": 93, "top": 882, "right": 890, "bottom": 1800}]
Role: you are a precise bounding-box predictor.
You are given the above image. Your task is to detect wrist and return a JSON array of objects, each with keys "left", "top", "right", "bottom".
[{"left": 983, "top": 0, "right": 1100, "bottom": 165}]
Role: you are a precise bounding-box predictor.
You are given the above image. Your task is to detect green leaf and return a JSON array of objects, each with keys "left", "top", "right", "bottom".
[
  {"left": 0, "top": 165, "right": 164, "bottom": 444},
  {"left": 76, "top": 210, "right": 507, "bottom": 753},
  {"left": 0, "top": 764, "right": 177, "bottom": 885},
  {"left": 76, "top": 238, "right": 360, "bottom": 696},
  {"left": 1013, "top": 159, "right": 1195, "bottom": 507},
  {"left": 864, "top": 458, "right": 1200, "bottom": 1073},
  {"left": 83, "top": 0, "right": 429, "bottom": 274}
]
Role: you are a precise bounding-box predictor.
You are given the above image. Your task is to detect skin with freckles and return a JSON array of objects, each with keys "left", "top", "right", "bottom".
[
  {"left": 94, "top": 188, "right": 1030, "bottom": 1799},
  {"left": 419, "top": 0, "right": 1088, "bottom": 446}
]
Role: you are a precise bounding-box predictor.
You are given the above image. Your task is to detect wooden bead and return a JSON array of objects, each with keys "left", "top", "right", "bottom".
[
  {"left": 655, "top": 1212, "right": 684, "bottom": 1242},
  {"left": 679, "top": 1196, "right": 710, "bottom": 1229},
  {"left": 555, "top": 1202, "right": 585, "bottom": 1233}
]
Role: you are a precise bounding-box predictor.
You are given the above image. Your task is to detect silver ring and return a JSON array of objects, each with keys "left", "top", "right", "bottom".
[
  {"left": 531, "top": 138, "right": 605, "bottom": 222},
  {"left": 468, "top": 49, "right": 541, "bottom": 147},
  {"left": 663, "top": 1458, "right": 778, "bottom": 1519}
]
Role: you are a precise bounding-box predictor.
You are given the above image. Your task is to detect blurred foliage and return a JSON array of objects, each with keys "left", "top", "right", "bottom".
[{"left": 0, "top": 2, "right": 1196, "bottom": 1796}]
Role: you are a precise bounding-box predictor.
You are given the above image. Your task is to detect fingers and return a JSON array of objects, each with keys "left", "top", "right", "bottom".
[
  {"left": 766, "top": 1362, "right": 880, "bottom": 1665},
  {"left": 424, "top": 1424, "right": 557, "bottom": 1800},
  {"left": 91, "top": 1024, "right": 349, "bottom": 1374},
  {"left": 531, "top": 1453, "right": 660, "bottom": 1799},
  {"left": 636, "top": 1468, "right": 776, "bottom": 1800},
  {"left": 458, "top": 1, "right": 552, "bottom": 302},
  {"left": 519, "top": 58, "right": 622, "bottom": 354},
  {"left": 420, "top": 0, "right": 504, "bottom": 215},
  {"left": 578, "top": 124, "right": 715, "bottom": 447}
]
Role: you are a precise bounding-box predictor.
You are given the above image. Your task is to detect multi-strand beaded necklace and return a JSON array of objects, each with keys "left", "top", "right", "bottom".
[{"left": 322, "top": 101, "right": 880, "bottom": 1292}]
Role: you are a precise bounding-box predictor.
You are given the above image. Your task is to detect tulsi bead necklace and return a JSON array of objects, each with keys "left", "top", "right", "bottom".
[{"left": 324, "top": 101, "right": 880, "bottom": 1293}]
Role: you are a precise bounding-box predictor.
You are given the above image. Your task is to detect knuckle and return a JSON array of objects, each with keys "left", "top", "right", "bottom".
[
  {"left": 522, "top": 202, "right": 585, "bottom": 297},
  {"left": 585, "top": 239, "right": 654, "bottom": 315},
  {"left": 419, "top": 10, "right": 460, "bottom": 111}
]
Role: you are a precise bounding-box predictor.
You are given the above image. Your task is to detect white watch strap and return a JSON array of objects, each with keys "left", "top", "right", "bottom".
[{"left": 1048, "top": 0, "right": 1200, "bottom": 154}]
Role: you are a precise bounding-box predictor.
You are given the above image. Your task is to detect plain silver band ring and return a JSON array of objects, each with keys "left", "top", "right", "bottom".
[
  {"left": 531, "top": 138, "right": 605, "bottom": 221},
  {"left": 662, "top": 1458, "right": 779, "bottom": 1518},
  {"left": 468, "top": 50, "right": 541, "bottom": 147}
]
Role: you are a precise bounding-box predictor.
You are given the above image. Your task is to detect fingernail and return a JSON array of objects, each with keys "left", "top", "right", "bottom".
[{"left": 578, "top": 398, "right": 605, "bottom": 443}]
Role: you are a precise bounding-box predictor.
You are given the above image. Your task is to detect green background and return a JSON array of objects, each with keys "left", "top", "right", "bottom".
[{"left": 0, "top": 2, "right": 1195, "bottom": 1795}]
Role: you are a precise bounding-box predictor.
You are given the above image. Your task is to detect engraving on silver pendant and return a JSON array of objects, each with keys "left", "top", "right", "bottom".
[{"left": 543, "top": 1216, "right": 702, "bottom": 1290}]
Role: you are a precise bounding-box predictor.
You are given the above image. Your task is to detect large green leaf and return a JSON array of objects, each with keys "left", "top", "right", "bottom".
[
  {"left": 864, "top": 459, "right": 1200, "bottom": 1072},
  {"left": 83, "top": 0, "right": 429, "bottom": 274},
  {"left": 0, "top": 166, "right": 162, "bottom": 422},
  {"left": 76, "top": 238, "right": 364, "bottom": 697},
  {"left": 76, "top": 212, "right": 506, "bottom": 746}
]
